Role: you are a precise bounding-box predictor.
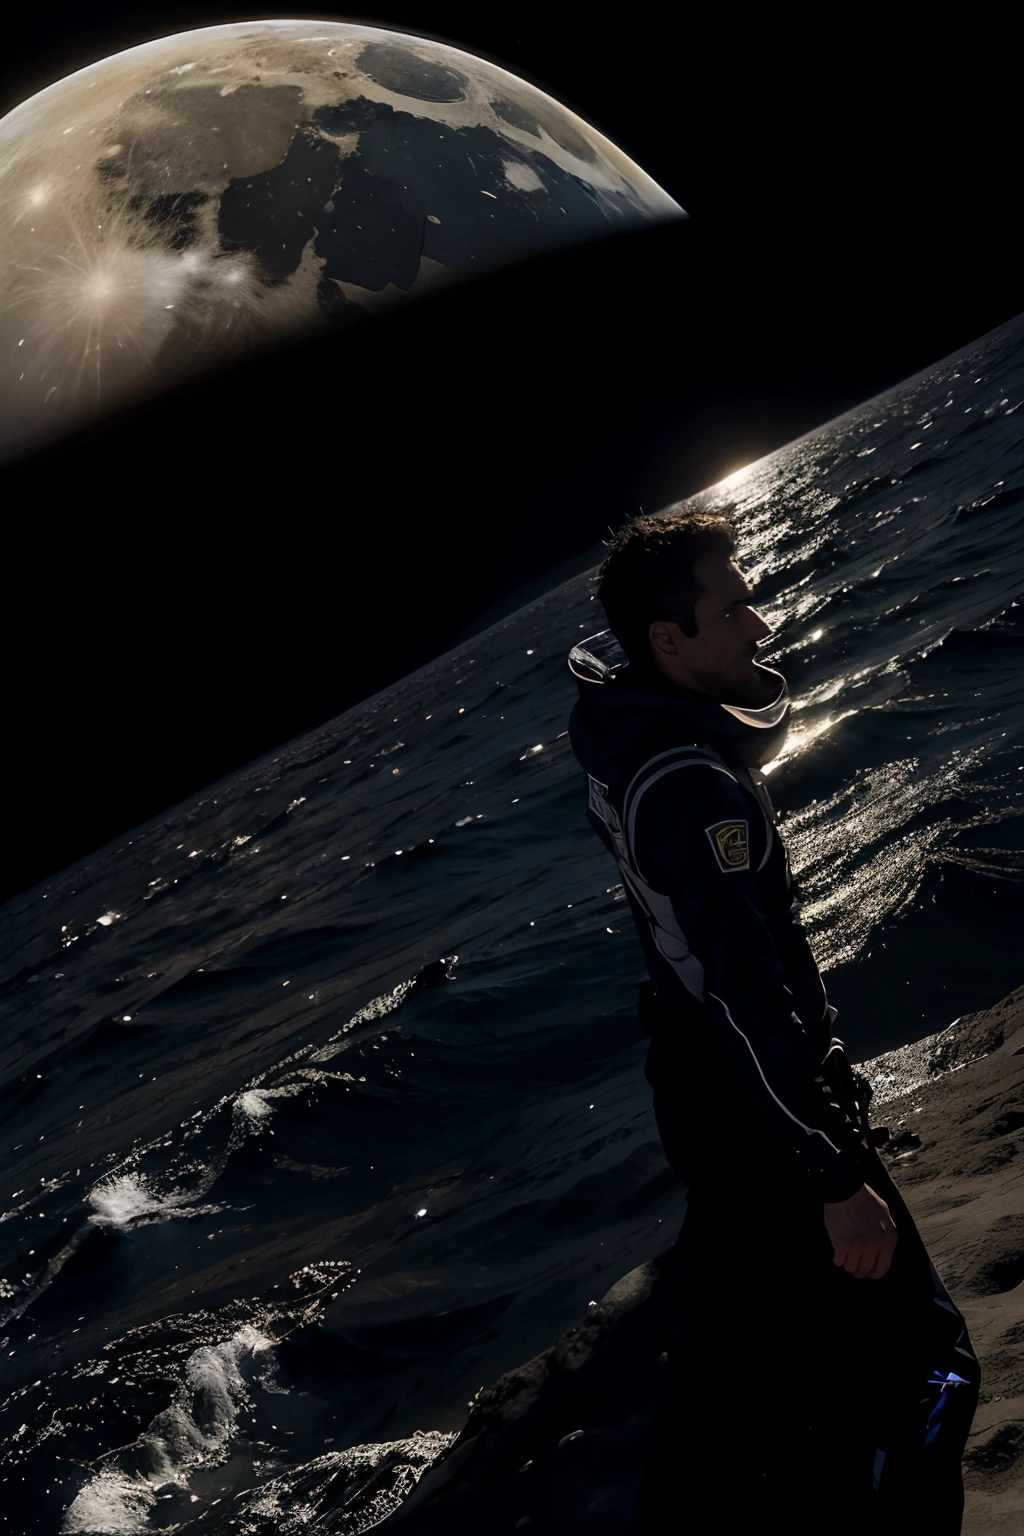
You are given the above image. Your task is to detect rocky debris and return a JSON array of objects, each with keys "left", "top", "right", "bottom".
[
  {"left": 376, "top": 1252, "right": 679, "bottom": 1534},
  {"left": 858, "top": 984, "right": 1024, "bottom": 1109},
  {"left": 966, "top": 1422, "right": 1024, "bottom": 1476}
]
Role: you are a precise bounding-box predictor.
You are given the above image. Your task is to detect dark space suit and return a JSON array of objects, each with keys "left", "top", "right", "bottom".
[{"left": 566, "top": 628, "right": 980, "bottom": 1533}]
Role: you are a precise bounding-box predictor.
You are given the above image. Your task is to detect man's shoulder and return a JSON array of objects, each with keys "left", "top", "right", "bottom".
[
  {"left": 624, "top": 741, "right": 745, "bottom": 816},
  {"left": 626, "top": 744, "right": 754, "bottom": 862}
]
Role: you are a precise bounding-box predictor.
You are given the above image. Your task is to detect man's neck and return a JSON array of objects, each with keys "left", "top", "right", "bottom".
[
  {"left": 718, "top": 670, "right": 780, "bottom": 708},
  {"left": 646, "top": 666, "right": 779, "bottom": 709}
]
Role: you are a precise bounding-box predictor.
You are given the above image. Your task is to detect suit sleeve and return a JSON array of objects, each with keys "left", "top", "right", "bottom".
[{"left": 632, "top": 765, "right": 865, "bottom": 1203}]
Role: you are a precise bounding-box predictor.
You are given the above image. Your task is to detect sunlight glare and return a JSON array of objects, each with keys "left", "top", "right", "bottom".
[{"left": 717, "top": 461, "right": 754, "bottom": 490}]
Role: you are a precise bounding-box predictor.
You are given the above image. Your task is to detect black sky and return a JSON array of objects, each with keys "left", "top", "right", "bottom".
[{"left": 2, "top": 8, "right": 1020, "bottom": 902}]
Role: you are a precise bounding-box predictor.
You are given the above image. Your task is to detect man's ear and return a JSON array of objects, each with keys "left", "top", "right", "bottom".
[{"left": 649, "top": 619, "right": 680, "bottom": 656}]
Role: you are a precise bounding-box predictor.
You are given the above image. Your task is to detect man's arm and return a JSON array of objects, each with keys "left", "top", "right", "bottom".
[{"left": 631, "top": 763, "right": 866, "bottom": 1205}]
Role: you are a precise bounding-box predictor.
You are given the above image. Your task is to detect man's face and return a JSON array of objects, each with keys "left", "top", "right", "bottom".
[{"left": 648, "top": 552, "right": 775, "bottom": 699}]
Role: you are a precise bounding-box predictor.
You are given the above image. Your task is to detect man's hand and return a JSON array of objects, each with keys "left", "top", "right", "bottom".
[{"left": 823, "top": 1183, "right": 898, "bottom": 1279}]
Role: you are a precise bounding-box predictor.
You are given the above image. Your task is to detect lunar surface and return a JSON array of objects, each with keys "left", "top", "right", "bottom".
[{"left": 0, "top": 20, "right": 684, "bottom": 461}]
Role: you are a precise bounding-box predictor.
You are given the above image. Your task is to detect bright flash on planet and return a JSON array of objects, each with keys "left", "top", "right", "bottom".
[
  {"left": 4, "top": 203, "right": 268, "bottom": 421},
  {"left": 717, "top": 461, "right": 755, "bottom": 489},
  {"left": 5, "top": 113, "right": 293, "bottom": 463}
]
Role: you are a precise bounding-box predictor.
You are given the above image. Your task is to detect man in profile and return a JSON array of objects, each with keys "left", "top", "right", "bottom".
[{"left": 566, "top": 509, "right": 979, "bottom": 1533}]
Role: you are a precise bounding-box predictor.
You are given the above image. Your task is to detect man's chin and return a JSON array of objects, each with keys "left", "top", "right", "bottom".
[{"left": 723, "top": 663, "right": 777, "bottom": 706}]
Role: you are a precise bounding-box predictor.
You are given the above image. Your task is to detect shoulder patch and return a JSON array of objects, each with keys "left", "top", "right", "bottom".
[{"left": 705, "top": 818, "right": 750, "bottom": 872}]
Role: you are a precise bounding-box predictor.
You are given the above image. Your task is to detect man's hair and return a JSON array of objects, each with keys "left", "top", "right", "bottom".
[{"left": 596, "top": 509, "right": 737, "bottom": 668}]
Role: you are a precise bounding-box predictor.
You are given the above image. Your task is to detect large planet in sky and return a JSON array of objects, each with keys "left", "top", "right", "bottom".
[{"left": 0, "top": 20, "right": 684, "bottom": 461}]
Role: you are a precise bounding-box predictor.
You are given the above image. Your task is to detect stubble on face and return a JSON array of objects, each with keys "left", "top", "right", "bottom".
[{"left": 692, "top": 554, "right": 780, "bottom": 705}]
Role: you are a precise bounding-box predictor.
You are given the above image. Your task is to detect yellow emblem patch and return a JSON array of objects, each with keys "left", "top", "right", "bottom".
[{"left": 706, "top": 819, "right": 750, "bottom": 872}]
